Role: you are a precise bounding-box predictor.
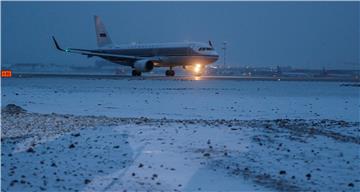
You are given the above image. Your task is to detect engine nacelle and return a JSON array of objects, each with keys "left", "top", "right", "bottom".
[{"left": 133, "top": 60, "right": 154, "bottom": 72}]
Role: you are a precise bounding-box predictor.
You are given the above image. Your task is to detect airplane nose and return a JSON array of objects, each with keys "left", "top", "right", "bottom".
[
  {"left": 210, "top": 52, "right": 219, "bottom": 62},
  {"left": 214, "top": 52, "right": 219, "bottom": 59}
]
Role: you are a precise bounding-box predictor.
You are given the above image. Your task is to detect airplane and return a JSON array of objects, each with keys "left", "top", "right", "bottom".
[{"left": 52, "top": 16, "right": 219, "bottom": 76}]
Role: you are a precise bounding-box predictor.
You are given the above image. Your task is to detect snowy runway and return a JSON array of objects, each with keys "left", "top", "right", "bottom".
[
  {"left": 2, "top": 77, "right": 359, "bottom": 121},
  {"left": 1, "top": 77, "right": 359, "bottom": 191}
]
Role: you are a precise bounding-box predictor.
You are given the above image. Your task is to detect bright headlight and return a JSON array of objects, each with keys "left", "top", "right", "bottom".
[{"left": 194, "top": 64, "right": 201, "bottom": 73}]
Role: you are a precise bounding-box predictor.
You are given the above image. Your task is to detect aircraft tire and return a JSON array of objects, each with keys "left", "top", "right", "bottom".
[
  {"left": 166, "top": 70, "right": 175, "bottom": 77},
  {"left": 132, "top": 70, "right": 142, "bottom": 76}
]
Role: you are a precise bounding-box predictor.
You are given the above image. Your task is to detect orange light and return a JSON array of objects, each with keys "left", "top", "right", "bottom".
[
  {"left": 1, "top": 70, "right": 12, "bottom": 78},
  {"left": 194, "top": 64, "right": 202, "bottom": 73}
]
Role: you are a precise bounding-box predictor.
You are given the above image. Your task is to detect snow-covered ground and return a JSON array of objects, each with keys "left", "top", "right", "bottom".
[
  {"left": 1, "top": 77, "right": 360, "bottom": 191},
  {"left": 1, "top": 77, "right": 359, "bottom": 121}
]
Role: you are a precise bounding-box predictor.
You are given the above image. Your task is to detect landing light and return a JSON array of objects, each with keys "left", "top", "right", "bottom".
[{"left": 194, "top": 64, "right": 201, "bottom": 73}]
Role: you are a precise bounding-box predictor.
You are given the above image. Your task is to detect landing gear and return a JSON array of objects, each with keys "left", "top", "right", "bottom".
[
  {"left": 165, "top": 70, "right": 175, "bottom": 76},
  {"left": 165, "top": 67, "right": 175, "bottom": 77},
  {"left": 132, "top": 70, "right": 142, "bottom": 76}
]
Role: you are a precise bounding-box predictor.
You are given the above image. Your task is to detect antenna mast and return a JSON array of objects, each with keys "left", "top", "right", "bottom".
[{"left": 222, "top": 41, "right": 227, "bottom": 68}]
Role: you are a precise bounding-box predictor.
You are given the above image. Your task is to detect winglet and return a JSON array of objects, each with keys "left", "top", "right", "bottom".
[
  {"left": 208, "top": 40, "right": 213, "bottom": 48},
  {"left": 52, "top": 36, "right": 66, "bottom": 52}
]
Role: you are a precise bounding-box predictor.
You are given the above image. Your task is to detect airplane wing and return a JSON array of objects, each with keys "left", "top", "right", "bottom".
[{"left": 52, "top": 36, "right": 145, "bottom": 64}]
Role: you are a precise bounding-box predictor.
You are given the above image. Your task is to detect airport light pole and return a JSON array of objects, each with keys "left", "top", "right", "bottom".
[{"left": 222, "top": 41, "right": 227, "bottom": 68}]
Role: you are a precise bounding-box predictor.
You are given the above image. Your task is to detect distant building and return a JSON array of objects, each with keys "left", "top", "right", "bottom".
[
  {"left": 276, "top": 66, "right": 282, "bottom": 76},
  {"left": 321, "top": 67, "right": 328, "bottom": 77},
  {"left": 10, "top": 63, "right": 71, "bottom": 73}
]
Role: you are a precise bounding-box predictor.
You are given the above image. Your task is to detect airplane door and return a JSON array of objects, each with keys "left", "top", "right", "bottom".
[{"left": 188, "top": 43, "right": 195, "bottom": 56}]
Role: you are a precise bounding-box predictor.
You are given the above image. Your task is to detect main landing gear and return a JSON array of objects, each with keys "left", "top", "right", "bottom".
[
  {"left": 165, "top": 67, "right": 175, "bottom": 77},
  {"left": 132, "top": 70, "right": 142, "bottom": 76}
]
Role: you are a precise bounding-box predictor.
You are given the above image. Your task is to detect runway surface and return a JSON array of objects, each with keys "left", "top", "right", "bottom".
[
  {"left": 1, "top": 76, "right": 359, "bottom": 192},
  {"left": 9, "top": 73, "right": 360, "bottom": 82},
  {"left": 2, "top": 75, "right": 359, "bottom": 121}
]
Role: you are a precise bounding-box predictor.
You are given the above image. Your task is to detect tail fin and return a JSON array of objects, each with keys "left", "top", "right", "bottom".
[{"left": 94, "top": 15, "right": 112, "bottom": 47}]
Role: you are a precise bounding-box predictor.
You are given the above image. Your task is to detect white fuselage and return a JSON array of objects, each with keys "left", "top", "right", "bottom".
[{"left": 97, "top": 41, "right": 219, "bottom": 67}]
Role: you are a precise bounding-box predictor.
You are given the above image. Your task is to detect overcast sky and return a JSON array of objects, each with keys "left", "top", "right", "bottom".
[{"left": 2, "top": 2, "right": 359, "bottom": 69}]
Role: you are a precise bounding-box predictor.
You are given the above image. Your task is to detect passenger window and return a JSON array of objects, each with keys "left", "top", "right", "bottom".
[{"left": 199, "top": 47, "right": 213, "bottom": 51}]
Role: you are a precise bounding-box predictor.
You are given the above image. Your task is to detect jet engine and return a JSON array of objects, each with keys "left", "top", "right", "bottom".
[{"left": 133, "top": 60, "right": 154, "bottom": 72}]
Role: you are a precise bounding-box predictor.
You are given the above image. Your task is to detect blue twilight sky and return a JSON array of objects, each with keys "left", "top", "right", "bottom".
[{"left": 2, "top": 1, "right": 359, "bottom": 69}]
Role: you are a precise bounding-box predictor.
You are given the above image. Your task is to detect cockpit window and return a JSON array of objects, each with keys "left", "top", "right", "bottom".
[{"left": 198, "top": 47, "right": 214, "bottom": 51}]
